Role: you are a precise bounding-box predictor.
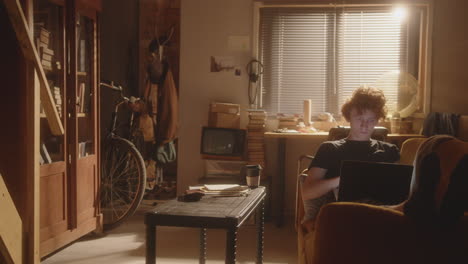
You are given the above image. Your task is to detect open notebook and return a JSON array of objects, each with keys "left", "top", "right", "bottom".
[{"left": 337, "top": 160, "right": 413, "bottom": 205}]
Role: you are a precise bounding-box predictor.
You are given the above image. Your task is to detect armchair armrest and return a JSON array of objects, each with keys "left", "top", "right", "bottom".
[
  {"left": 295, "top": 155, "right": 314, "bottom": 231},
  {"left": 311, "top": 203, "right": 468, "bottom": 264}
]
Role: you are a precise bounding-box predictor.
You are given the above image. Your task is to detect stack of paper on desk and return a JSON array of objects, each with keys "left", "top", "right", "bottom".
[{"left": 190, "top": 184, "right": 249, "bottom": 196}]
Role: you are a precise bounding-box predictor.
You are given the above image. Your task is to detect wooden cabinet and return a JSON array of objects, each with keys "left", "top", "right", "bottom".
[{"left": 34, "top": 0, "right": 101, "bottom": 257}]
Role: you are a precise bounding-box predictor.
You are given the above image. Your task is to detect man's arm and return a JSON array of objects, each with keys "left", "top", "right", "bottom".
[{"left": 301, "top": 167, "right": 340, "bottom": 201}]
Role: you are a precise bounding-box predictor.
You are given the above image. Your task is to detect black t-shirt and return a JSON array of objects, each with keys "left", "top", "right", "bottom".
[{"left": 309, "top": 138, "right": 400, "bottom": 179}]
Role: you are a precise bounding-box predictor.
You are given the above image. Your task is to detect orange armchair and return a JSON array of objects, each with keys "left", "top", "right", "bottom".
[{"left": 297, "top": 136, "right": 468, "bottom": 264}]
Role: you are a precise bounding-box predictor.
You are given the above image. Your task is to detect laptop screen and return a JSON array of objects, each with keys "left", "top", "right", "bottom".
[{"left": 338, "top": 160, "right": 413, "bottom": 205}]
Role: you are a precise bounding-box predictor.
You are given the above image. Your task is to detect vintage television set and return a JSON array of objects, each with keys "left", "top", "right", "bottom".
[{"left": 200, "top": 127, "right": 246, "bottom": 160}]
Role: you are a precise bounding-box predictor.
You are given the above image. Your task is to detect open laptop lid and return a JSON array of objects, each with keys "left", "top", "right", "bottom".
[{"left": 337, "top": 160, "right": 413, "bottom": 205}]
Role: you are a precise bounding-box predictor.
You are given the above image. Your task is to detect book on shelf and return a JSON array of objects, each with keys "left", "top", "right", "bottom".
[
  {"left": 248, "top": 119, "right": 266, "bottom": 125},
  {"left": 246, "top": 124, "right": 266, "bottom": 131},
  {"left": 247, "top": 160, "right": 265, "bottom": 166},
  {"left": 78, "top": 142, "right": 87, "bottom": 158},
  {"left": 277, "top": 116, "right": 298, "bottom": 122},
  {"left": 247, "top": 136, "right": 264, "bottom": 141},
  {"left": 279, "top": 122, "right": 298, "bottom": 127},
  {"left": 42, "top": 47, "right": 54, "bottom": 56},
  {"left": 39, "top": 103, "right": 45, "bottom": 116},
  {"left": 248, "top": 152, "right": 265, "bottom": 157},
  {"left": 247, "top": 109, "right": 267, "bottom": 113},
  {"left": 247, "top": 137, "right": 264, "bottom": 143},
  {"left": 79, "top": 39, "right": 86, "bottom": 72},
  {"left": 40, "top": 143, "right": 52, "bottom": 164},
  {"left": 39, "top": 26, "right": 50, "bottom": 38},
  {"left": 247, "top": 146, "right": 264, "bottom": 152},
  {"left": 35, "top": 39, "right": 45, "bottom": 54},
  {"left": 249, "top": 115, "right": 267, "bottom": 121},
  {"left": 248, "top": 142, "right": 264, "bottom": 148},
  {"left": 37, "top": 27, "right": 50, "bottom": 45},
  {"left": 42, "top": 53, "right": 52, "bottom": 61},
  {"left": 248, "top": 112, "right": 267, "bottom": 118},
  {"left": 248, "top": 155, "right": 265, "bottom": 161},
  {"left": 247, "top": 138, "right": 264, "bottom": 144},
  {"left": 53, "top": 86, "right": 62, "bottom": 117},
  {"left": 77, "top": 83, "right": 86, "bottom": 113},
  {"left": 248, "top": 150, "right": 264, "bottom": 155},
  {"left": 39, "top": 33, "right": 49, "bottom": 46},
  {"left": 247, "top": 131, "right": 265, "bottom": 137},
  {"left": 41, "top": 59, "right": 52, "bottom": 67}
]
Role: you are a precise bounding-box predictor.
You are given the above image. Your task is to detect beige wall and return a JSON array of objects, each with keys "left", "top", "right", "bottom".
[
  {"left": 178, "top": 0, "right": 253, "bottom": 194},
  {"left": 178, "top": 0, "right": 468, "bottom": 218},
  {"left": 430, "top": 0, "right": 468, "bottom": 114}
]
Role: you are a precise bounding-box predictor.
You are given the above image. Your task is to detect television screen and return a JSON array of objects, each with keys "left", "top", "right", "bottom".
[{"left": 200, "top": 127, "right": 246, "bottom": 160}]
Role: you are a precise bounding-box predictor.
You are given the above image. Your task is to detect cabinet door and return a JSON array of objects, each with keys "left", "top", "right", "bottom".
[
  {"left": 34, "top": 0, "right": 69, "bottom": 246},
  {"left": 69, "top": 11, "right": 99, "bottom": 227}
]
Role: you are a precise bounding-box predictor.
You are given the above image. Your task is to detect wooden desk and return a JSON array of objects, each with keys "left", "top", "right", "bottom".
[
  {"left": 145, "top": 187, "right": 266, "bottom": 264},
  {"left": 264, "top": 132, "right": 424, "bottom": 227}
]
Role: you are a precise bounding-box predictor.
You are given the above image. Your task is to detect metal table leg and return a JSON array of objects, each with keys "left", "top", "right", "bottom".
[
  {"left": 146, "top": 224, "right": 156, "bottom": 264},
  {"left": 199, "top": 228, "right": 206, "bottom": 264},
  {"left": 225, "top": 227, "right": 238, "bottom": 264},
  {"left": 257, "top": 199, "right": 265, "bottom": 264}
]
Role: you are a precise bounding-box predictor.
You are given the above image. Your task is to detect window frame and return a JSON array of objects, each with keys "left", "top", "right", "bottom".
[{"left": 252, "top": 1, "right": 433, "bottom": 119}]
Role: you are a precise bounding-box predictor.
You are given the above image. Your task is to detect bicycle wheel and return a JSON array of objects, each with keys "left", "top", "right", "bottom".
[{"left": 101, "top": 136, "right": 146, "bottom": 230}]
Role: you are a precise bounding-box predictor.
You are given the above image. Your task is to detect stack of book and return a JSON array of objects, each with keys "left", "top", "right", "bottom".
[
  {"left": 278, "top": 115, "right": 298, "bottom": 130},
  {"left": 35, "top": 26, "right": 55, "bottom": 71},
  {"left": 246, "top": 110, "right": 267, "bottom": 172},
  {"left": 53, "top": 86, "right": 62, "bottom": 118},
  {"left": 77, "top": 83, "right": 86, "bottom": 113}
]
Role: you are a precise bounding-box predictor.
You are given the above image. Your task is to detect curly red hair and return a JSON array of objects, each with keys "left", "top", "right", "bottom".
[{"left": 341, "top": 85, "right": 387, "bottom": 122}]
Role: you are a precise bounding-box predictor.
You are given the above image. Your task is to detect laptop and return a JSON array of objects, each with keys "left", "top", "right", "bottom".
[{"left": 337, "top": 160, "right": 413, "bottom": 205}]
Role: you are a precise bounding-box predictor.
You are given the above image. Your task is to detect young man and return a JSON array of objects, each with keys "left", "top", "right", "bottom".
[{"left": 301, "top": 86, "right": 400, "bottom": 222}]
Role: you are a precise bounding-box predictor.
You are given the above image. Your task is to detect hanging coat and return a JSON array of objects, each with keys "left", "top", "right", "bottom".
[{"left": 156, "top": 68, "right": 178, "bottom": 146}]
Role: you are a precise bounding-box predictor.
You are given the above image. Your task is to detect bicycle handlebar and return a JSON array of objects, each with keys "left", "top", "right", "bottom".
[{"left": 100, "top": 81, "right": 123, "bottom": 92}]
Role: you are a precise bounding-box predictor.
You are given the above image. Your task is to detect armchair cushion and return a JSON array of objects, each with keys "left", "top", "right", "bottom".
[{"left": 312, "top": 202, "right": 468, "bottom": 264}]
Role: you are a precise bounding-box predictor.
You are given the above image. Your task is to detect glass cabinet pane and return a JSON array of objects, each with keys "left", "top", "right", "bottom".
[
  {"left": 34, "top": 0, "right": 65, "bottom": 164},
  {"left": 77, "top": 14, "right": 95, "bottom": 158}
]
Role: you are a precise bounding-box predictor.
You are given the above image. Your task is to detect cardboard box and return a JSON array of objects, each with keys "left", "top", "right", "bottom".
[
  {"left": 209, "top": 112, "right": 240, "bottom": 129},
  {"left": 210, "top": 102, "right": 240, "bottom": 114}
]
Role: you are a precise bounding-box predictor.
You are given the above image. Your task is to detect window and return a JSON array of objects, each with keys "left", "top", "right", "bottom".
[{"left": 258, "top": 5, "right": 427, "bottom": 117}]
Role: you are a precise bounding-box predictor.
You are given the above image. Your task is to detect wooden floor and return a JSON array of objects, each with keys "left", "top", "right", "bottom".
[{"left": 42, "top": 201, "right": 298, "bottom": 264}]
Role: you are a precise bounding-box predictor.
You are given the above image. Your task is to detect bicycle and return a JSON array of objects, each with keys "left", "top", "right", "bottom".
[{"left": 99, "top": 81, "right": 147, "bottom": 230}]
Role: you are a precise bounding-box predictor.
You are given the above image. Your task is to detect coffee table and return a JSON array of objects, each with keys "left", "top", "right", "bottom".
[{"left": 145, "top": 186, "right": 266, "bottom": 264}]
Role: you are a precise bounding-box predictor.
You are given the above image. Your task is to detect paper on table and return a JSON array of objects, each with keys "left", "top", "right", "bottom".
[{"left": 203, "top": 184, "right": 246, "bottom": 191}]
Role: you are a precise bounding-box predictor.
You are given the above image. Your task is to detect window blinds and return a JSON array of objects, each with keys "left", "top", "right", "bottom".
[{"left": 259, "top": 7, "right": 408, "bottom": 116}]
